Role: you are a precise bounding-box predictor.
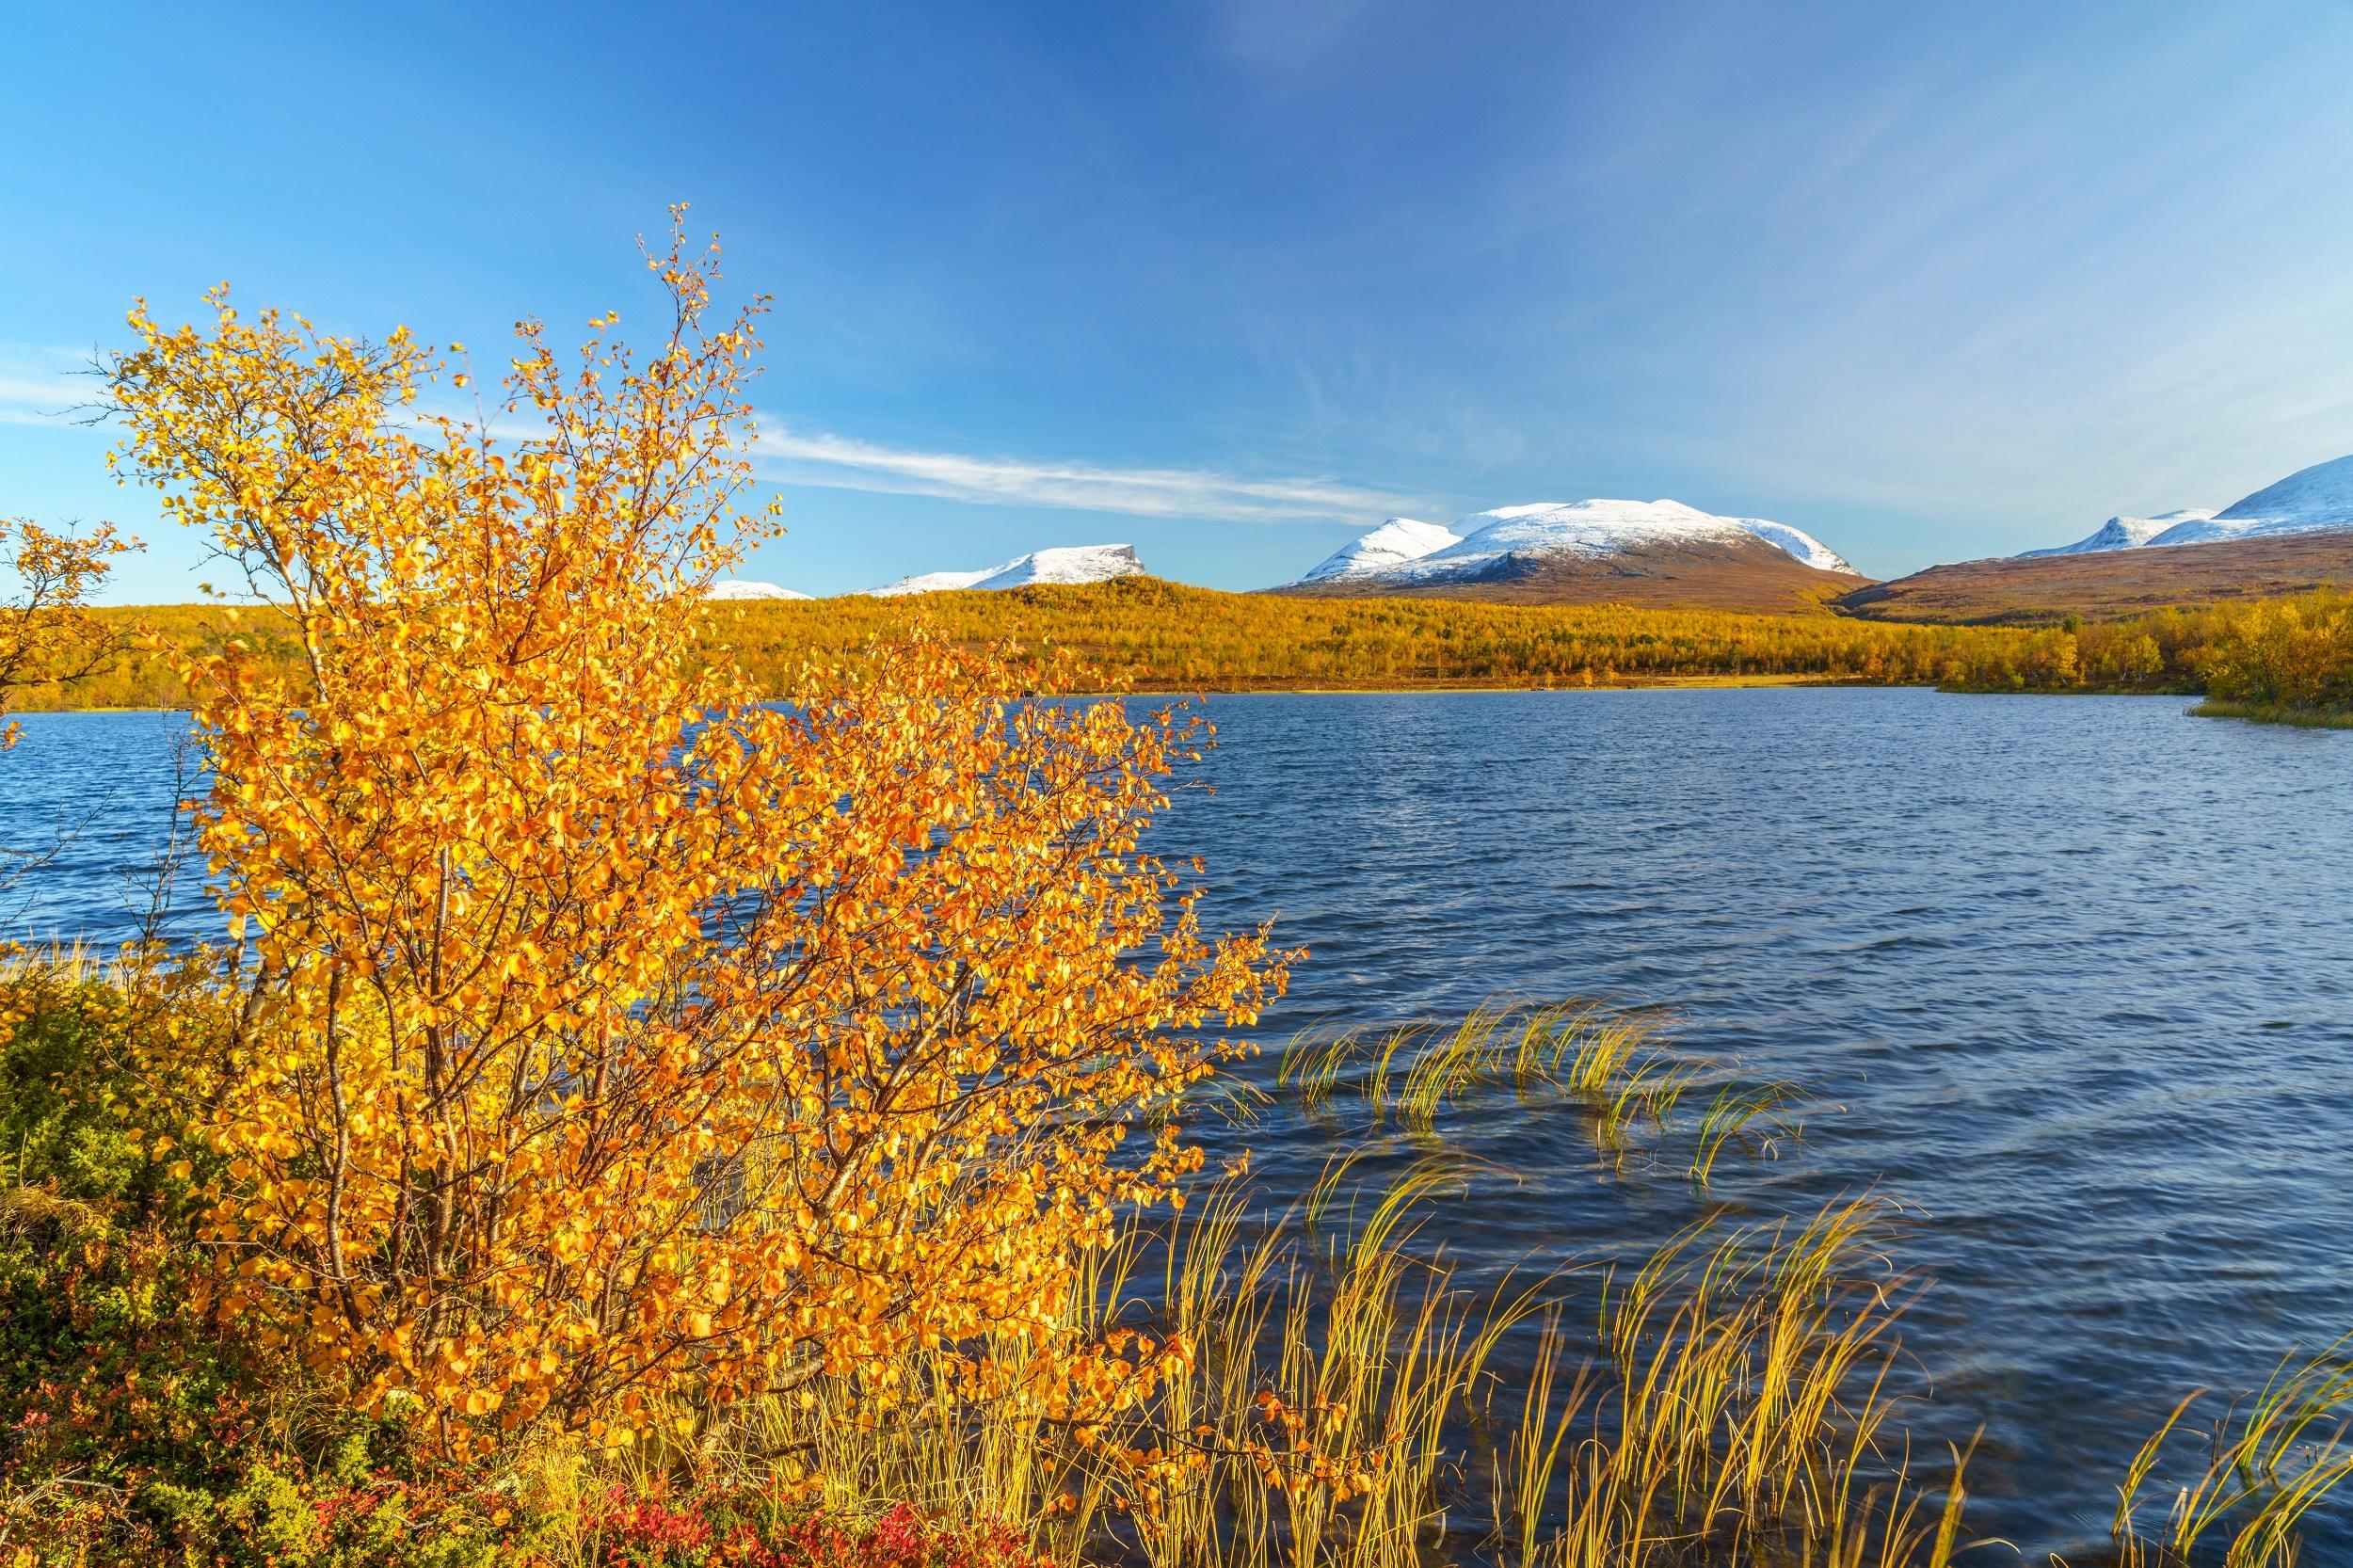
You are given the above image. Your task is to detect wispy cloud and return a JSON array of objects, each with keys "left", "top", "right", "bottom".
[
  {"left": 7, "top": 344, "right": 1419, "bottom": 529},
  {"left": 753, "top": 424, "right": 1412, "bottom": 524},
  {"left": 1215, "top": 0, "right": 1375, "bottom": 71},
  {"left": 0, "top": 351, "right": 101, "bottom": 429}
]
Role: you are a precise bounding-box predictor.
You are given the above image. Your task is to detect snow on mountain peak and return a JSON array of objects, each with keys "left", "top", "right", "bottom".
[
  {"left": 1737, "top": 519, "right": 1861, "bottom": 573},
  {"left": 2015, "top": 453, "right": 2353, "bottom": 556},
  {"left": 2153, "top": 454, "right": 2353, "bottom": 546},
  {"left": 864, "top": 543, "right": 1145, "bottom": 597},
  {"left": 704, "top": 579, "right": 810, "bottom": 600},
  {"left": 1374, "top": 499, "right": 1857, "bottom": 584},
  {"left": 1296, "top": 518, "right": 1463, "bottom": 584},
  {"left": 2217, "top": 452, "right": 2353, "bottom": 523},
  {"left": 2017, "top": 510, "right": 2216, "bottom": 558}
]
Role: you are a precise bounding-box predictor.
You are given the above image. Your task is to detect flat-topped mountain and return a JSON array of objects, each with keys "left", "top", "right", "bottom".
[
  {"left": 1276, "top": 500, "right": 1867, "bottom": 613},
  {"left": 864, "top": 544, "right": 1146, "bottom": 597},
  {"left": 704, "top": 579, "right": 811, "bottom": 600}
]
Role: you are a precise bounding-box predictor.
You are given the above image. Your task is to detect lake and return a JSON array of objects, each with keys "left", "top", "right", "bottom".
[{"left": 4, "top": 688, "right": 2350, "bottom": 1558}]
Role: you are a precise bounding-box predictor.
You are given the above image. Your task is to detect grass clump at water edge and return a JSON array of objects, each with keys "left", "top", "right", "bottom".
[
  {"left": 2187, "top": 697, "right": 2353, "bottom": 729},
  {"left": 1274, "top": 1001, "right": 1798, "bottom": 1181}
]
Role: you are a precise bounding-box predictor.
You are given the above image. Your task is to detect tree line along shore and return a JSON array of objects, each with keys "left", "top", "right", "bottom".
[{"left": 13, "top": 576, "right": 2352, "bottom": 720}]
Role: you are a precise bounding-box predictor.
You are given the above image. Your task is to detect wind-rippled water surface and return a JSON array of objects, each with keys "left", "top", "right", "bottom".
[
  {"left": 4, "top": 690, "right": 2350, "bottom": 1557},
  {"left": 1156, "top": 688, "right": 2353, "bottom": 1559}
]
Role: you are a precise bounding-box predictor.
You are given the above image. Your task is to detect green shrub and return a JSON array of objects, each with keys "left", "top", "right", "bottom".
[{"left": 0, "top": 955, "right": 434, "bottom": 1562}]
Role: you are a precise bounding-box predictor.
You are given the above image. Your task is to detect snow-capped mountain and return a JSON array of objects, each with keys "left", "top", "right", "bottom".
[
  {"left": 864, "top": 544, "right": 1145, "bottom": 597},
  {"left": 2149, "top": 454, "right": 2353, "bottom": 546},
  {"left": 2016, "top": 454, "right": 2353, "bottom": 556},
  {"left": 1376, "top": 500, "right": 1858, "bottom": 585},
  {"left": 1296, "top": 518, "right": 1463, "bottom": 584},
  {"left": 704, "top": 579, "right": 811, "bottom": 600},
  {"left": 2018, "top": 511, "right": 2217, "bottom": 558},
  {"left": 1273, "top": 500, "right": 1863, "bottom": 611}
]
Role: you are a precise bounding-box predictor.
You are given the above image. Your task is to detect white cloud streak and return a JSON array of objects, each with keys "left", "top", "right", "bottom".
[
  {"left": 0, "top": 371, "right": 94, "bottom": 425},
  {"left": 5, "top": 350, "right": 1419, "bottom": 529},
  {"left": 0, "top": 344, "right": 114, "bottom": 440},
  {"left": 753, "top": 424, "right": 1413, "bottom": 524}
]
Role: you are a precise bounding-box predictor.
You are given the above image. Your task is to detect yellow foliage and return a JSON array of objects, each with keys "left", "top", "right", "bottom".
[
  {"left": 2196, "top": 594, "right": 2353, "bottom": 712},
  {"left": 0, "top": 518, "right": 135, "bottom": 746},
  {"left": 33, "top": 578, "right": 2353, "bottom": 712},
  {"left": 100, "top": 213, "right": 1288, "bottom": 1457}
]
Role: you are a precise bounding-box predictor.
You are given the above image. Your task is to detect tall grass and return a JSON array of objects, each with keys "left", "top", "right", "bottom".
[
  {"left": 1501, "top": 1198, "right": 1967, "bottom": 1567},
  {"left": 2111, "top": 1338, "right": 2353, "bottom": 1568},
  {"left": 1688, "top": 1081, "right": 1800, "bottom": 1187},
  {"left": 1275, "top": 1001, "right": 1791, "bottom": 1180},
  {"left": 689, "top": 1000, "right": 2353, "bottom": 1566},
  {"left": 684, "top": 1169, "right": 1969, "bottom": 1568},
  {"left": 1277, "top": 1003, "right": 1665, "bottom": 1123}
]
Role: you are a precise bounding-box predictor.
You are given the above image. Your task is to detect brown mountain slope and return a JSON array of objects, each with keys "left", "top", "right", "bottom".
[
  {"left": 1272, "top": 534, "right": 1871, "bottom": 615},
  {"left": 1839, "top": 530, "right": 2353, "bottom": 624}
]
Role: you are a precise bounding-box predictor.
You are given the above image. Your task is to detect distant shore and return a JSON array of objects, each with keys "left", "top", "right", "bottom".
[
  {"left": 12, "top": 581, "right": 2346, "bottom": 716},
  {"left": 16, "top": 673, "right": 2222, "bottom": 716},
  {"left": 8, "top": 674, "right": 1946, "bottom": 718},
  {"left": 1117, "top": 672, "right": 1896, "bottom": 696}
]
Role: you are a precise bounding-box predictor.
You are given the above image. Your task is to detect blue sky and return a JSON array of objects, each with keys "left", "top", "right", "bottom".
[{"left": 8, "top": 1, "right": 2353, "bottom": 600}]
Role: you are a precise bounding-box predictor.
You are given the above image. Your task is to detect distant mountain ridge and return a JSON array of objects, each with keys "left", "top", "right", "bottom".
[
  {"left": 864, "top": 543, "right": 1145, "bottom": 597},
  {"left": 2018, "top": 454, "right": 2353, "bottom": 556},
  {"left": 1858, "top": 453, "right": 2353, "bottom": 622},
  {"left": 1842, "top": 530, "right": 2353, "bottom": 624},
  {"left": 2018, "top": 511, "right": 2216, "bottom": 558},
  {"left": 717, "top": 456, "right": 2353, "bottom": 617}
]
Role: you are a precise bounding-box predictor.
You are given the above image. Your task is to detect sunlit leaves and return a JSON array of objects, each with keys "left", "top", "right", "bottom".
[
  {"left": 103, "top": 214, "right": 1289, "bottom": 1459},
  {"left": 0, "top": 519, "right": 135, "bottom": 747}
]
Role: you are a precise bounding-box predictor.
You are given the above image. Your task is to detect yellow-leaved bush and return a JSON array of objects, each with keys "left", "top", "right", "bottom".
[
  {"left": 1, "top": 517, "right": 133, "bottom": 747},
  {"left": 102, "top": 213, "right": 1288, "bottom": 1456}
]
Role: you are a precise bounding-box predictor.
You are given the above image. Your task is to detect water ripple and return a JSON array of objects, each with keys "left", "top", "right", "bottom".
[
  {"left": 5, "top": 691, "right": 2351, "bottom": 1555},
  {"left": 1149, "top": 687, "right": 2353, "bottom": 1559}
]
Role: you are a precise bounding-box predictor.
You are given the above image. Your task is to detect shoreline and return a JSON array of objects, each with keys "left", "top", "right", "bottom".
[
  {"left": 1119, "top": 674, "right": 1905, "bottom": 696},
  {"left": 10, "top": 674, "right": 2230, "bottom": 716}
]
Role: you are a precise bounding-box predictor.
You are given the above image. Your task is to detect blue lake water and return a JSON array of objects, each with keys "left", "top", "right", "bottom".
[{"left": 4, "top": 689, "right": 2351, "bottom": 1558}]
